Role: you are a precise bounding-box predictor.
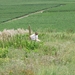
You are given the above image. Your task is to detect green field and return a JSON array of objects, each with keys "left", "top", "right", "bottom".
[
  {"left": 0, "top": 0, "right": 75, "bottom": 32},
  {"left": 0, "top": 0, "right": 75, "bottom": 75}
]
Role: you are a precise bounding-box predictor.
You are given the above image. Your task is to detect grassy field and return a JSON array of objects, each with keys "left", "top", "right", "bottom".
[
  {"left": 0, "top": 4, "right": 56, "bottom": 23},
  {"left": 0, "top": 1, "right": 75, "bottom": 32},
  {"left": 0, "top": 0, "right": 75, "bottom": 75},
  {"left": 0, "top": 29, "right": 75, "bottom": 75}
]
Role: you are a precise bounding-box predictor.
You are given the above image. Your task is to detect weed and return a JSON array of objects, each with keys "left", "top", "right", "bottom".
[{"left": 0, "top": 48, "right": 8, "bottom": 58}]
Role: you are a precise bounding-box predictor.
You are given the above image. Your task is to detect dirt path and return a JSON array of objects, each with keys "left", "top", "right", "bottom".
[
  {"left": 2, "top": 10, "right": 44, "bottom": 24},
  {"left": 9, "top": 10, "right": 44, "bottom": 21},
  {"left": 1, "top": 4, "right": 65, "bottom": 24}
]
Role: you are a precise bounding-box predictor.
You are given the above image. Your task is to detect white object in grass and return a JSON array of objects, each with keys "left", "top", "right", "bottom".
[{"left": 30, "top": 33, "right": 40, "bottom": 42}]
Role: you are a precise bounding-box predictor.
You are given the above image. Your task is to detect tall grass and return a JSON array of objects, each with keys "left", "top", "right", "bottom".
[
  {"left": 0, "top": 0, "right": 75, "bottom": 74},
  {"left": 0, "top": 29, "right": 75, "bottom": 75}
]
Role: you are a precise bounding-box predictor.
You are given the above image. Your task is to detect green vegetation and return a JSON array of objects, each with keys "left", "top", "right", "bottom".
[
  {"left": 0, "top": 34, "right": 40, "bottom": 50},
  {"left": 0, "top": 1, "right": 75, "bottom": 32},
  {"left": 0, "top": 29, "right": 75, "bottom": 75},
  {"left": 0, "top": 0, "right": 75, "bottom": 75},
  {"left": 0, "top": 4, "right": 56, "bottom": 23}
]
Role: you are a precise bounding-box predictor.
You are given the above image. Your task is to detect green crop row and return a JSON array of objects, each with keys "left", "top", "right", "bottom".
[
  {"left": 0, "top": 2, "right": 75, "bottom": 32},
  {"left": 0, "top": 3, "right": 58, "bottom": 24},
  {"left": 1, "top": 10, "right": 74, "bottom": 32}
]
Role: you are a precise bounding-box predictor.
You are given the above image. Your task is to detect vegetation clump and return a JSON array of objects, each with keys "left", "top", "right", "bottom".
[{"left": 0, "top": 29, "right": 75, "bottom": 75}]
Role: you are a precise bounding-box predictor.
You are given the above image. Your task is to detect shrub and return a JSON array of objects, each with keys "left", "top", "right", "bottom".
[{"left": 0, "top": 48, "right": 8, "bottom": 58}]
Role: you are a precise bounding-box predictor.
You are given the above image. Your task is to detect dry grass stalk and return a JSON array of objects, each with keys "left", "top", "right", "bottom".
[{"left": 0, "top": 28, "right": 30, "bottom": 40}]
